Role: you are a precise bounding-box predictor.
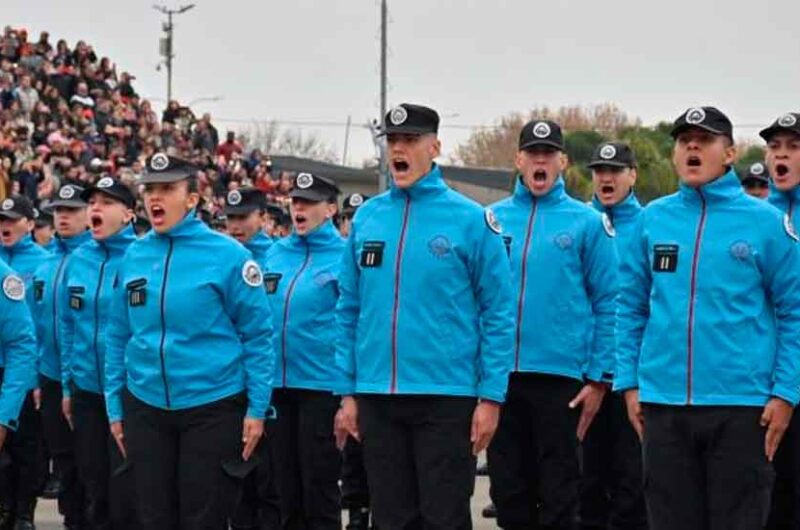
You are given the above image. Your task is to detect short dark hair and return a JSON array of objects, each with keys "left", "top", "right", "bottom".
[{"left": 185, "top": 176, "right": 199, "bottom": 194}]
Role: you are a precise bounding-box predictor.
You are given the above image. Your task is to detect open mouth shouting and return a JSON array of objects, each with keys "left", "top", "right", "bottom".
[
  {"left": 293, "top": 213, "right": 308, "bottom": 231},
  {"left": 392, "top": 157, "right": 410, "bottom": 177},
  {"left": 0, "top": 228, "right": 11, "bottom": 245},
  {"left": 687, "top": 155, "right": 702, "bottom": 168},
  {"left": 89, "top": 213, "right": 104, "bottom": 234},
  {"left": 148, "top": 204, "right": 166, "bottom": 227}
]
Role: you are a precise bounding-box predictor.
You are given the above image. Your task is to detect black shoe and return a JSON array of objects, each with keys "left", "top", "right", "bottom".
[
  {"left": 476, "top": 462, "right": 489, "bottom": 476},
  {"left": 0, "top": 505, "right": 13, "bottom": 530},
  {"left": 40, "top": 474, "right": 61, "bottom": 500},
  {"left": 11, "top": 518, "right": 35, "bottom": 530},
  {"left": 347, "top": 507, "right": 370, "bottom": 530},
  {"left": 481, "top": 503, "right": 497, "bottom": 519}
]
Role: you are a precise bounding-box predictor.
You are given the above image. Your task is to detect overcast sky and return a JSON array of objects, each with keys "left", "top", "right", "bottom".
[{"left": 6, "top": 0, "right": 799, "bottom": 165}]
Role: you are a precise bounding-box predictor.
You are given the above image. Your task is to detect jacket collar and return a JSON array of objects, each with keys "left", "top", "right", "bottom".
[
  {"left": 152, "top": 210, "right": 206, "bottom": 239},
  {"left": 92, "top": 224, "right": 136, "bottom": 254},
  {"left": 5, "top": 234, "right": 38, "bottom": 254},
  {"left": 55, "top": 230, "right": 91, "bottom": 255},
  {"left": 389, "top": 164, "right": 449, "bottom": 200},
  {"left": 678, "top": 168, "right": 743, "bottom": 206},
  {"left": 287, "top": 219, "right": 342, "bottom": 250},
  {"left": 513, "top": 175, "right": 567, "bottom": 206},
  {"left": 768, "top": 182, "right": 800, "bottom": 212},
  {"left": 592, "top": 192, "right": 642, "bottom": 222},
  {"left": 244, "top": 230, "right": 273, "bottom": 255}
]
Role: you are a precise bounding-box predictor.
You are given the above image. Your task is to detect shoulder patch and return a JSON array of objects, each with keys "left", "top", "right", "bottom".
[
  {"left": 484, "top": 209, "right": 502, "bottom": 235},
  {"left": 242, "top": 260, "right": 264, "bottom": 287},
  {"left": 601, "top": 213, "right": 616, "bottom": 238},
  {"left": 784, "top": 214, "right": 799, "bottom": 242},
  {"left": 2, "top": 274, "right": 25, "bottom": 301}
]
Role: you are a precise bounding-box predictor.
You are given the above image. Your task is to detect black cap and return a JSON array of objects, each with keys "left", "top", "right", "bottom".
[
  {"left": 587, "top": 142, "right": 638, "bottom": 169},
  {"left": 759, "top": 113, "right": 800, "bottom": 142},
  {"left": 33, "top": 206, "right": 53, "bottom": 227},
  {"left": 0, "top": 195, "right": 35, "bottom": 220},
  {"left": 81, "top": 176, "right": 136, "bottom": 209},
  {"left": 224, "top": 187, "right": 268, "bottom": 216},
  {"left": 671, "top": 107, "right": 733, "bottom": 141},
  {"left": 379, "top": 104, "right": 440, "bottom": 137},
  {"left": 49, "top": 184, "right": 87, "bottom": 209},
  {"left": 741, "top": 161, "right": 770, "bottom": 184},
  {"left": 140, "top": 153, "right": 199, "bottom": 184},
  {"left": 342, "top": 193, "right": 370, "bottom": 214},
  {"left": 518, "top": 120, "right": 565, "bottom": 151},
  {"left": 133, "top": 216, "right": 151, "bottom": 235},
  {"left": 289, "top": 173, "right": 340, "bottom": 202}
]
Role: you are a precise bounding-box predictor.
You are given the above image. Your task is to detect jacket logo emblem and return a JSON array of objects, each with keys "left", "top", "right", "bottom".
[{"left": 427, "top": 235, "right": 452, "bottom": 258}]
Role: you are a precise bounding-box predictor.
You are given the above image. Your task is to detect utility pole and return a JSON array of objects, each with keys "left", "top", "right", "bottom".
[
  {"left": 342, "top": 115, "right": 352, "bottom": 166},
  {"left": 154, "top": 4, "right": 196, "bottom": 103},
  {"left": 378, "top": 0, "right": 388, "bottom": 191}
]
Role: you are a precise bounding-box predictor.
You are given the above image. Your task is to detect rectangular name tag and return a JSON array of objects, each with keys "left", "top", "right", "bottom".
[
  {"left": 264, "top": 273, "right": 282, "bottom": 295},
  {"left": 126, "top": 278, "right": 147, "bottom": 307},
  {"left": 360, "top": 241, "right": 385, "bottom": 268},
  {"left": 653, "top": 244, "right": 679, "bottom": 273},
  {"left": 68, "top": 286, "right": 85, "bottom": 310}
]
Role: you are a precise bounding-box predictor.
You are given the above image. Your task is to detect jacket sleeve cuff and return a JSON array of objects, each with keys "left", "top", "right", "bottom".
[
  {"left": 771, "top": 384, "right": 800, "bottom": 407},
  {"left": 477, "top": 383, "right": 506, "bottom": 404}
]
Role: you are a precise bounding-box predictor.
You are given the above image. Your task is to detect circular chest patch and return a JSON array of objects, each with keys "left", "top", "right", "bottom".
[
  {"left": 427, "top": 235, "right": 453, "bottom": 258},
  {"left": 554, "top": 233, "right": 574, "bottom": 250},
  {"left": 729, "top": 241, "right": 753, "bottom": 261},
  {"left": 242, "top": 260, "right": 264, "bottom": 287},
  {"left": 2, "top": 274, "right": 25, "bottom": 301}
]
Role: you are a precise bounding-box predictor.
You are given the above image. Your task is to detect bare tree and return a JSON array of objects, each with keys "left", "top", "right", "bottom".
[{"left": 239, "top": 121, "right": 338, "bottom": 163}]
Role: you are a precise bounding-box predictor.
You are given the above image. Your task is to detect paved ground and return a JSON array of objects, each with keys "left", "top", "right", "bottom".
[{"left": 35, "top": 473, "right": 496, "bottom": 529}]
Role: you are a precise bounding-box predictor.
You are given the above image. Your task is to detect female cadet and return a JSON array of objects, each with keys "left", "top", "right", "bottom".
[
  {"left": 59, "top": 177, "right": 138, "bottom": 529},
  {"left": 263, "top": 172, "right": 344, "bottom": 530},
  {"left": 103, "top": 154, "right": 277, "bottom": 530}
]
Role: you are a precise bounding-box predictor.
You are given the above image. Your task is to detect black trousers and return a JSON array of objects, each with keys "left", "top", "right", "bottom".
[
  {"left": 341, "top": 436, "right": 370, "bottom": 510},
  {"left": 269, "top": 388, "right": 341, "bottom": 530},
  {"left": 40, "top": 375, "right": 84, "bottom": 525},
  {"left": 580, "top": 391, "right": 647, "bottom": 530},
  {"left": 766, "top": 412, "right": 800, "bottom": 530},
  {"left": 72, "top": 388, "right": 139, "bottom": 529},
  {"left": 642, "top": 404, "right": 773, "bottom": 530},
  {"left": 358, "top": 394, "right": 477, "bottom": 530},
  {"left": 0, "top": 378, "right": 39, "bottom": 517},
  {"left": 123, "top": 389, "right": 247, "bottom": 530},
  {"left": 487, "top": 372, "right": 582, "bottom": 530},
  {"left": 230, "top": 420, "right": 280, "bottom": 530}
]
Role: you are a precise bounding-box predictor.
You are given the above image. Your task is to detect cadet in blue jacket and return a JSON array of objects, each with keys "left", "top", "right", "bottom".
[
  {"left": 0, "top": 262, "right": 37, "bottom": 523},
  {"left": 33, "top": 207, "right": 57, "bottom": 251},
  {"left": 334, "top": 104, "right": 515, "bottom": 529},
  {"left": 264, "top": 173, "right": 344, "bottom": 530},
  {"left": 338, "top": 193, "right": 370, "bottom": 239},
  {"left": 761, "top": 112, "right": 800, "bottom": 530},
  {"left": 224, "top": 187, "right": 280, "bottom": 530},
  {"left": 33, "top": 183, "right": 90, "bottom": 529},
  {"left": 487, "top": 120, "right": 619, "bottom": 530},
  {"left": 59, "top": 177, "right": 139, "bottom": 529},
  {"left": 617, "top": 107, "right": 800, "bottom": 530},
  {"left": 0, "top": 195, "right": 47, "bottom": 529},
  {"left": 741, "top": 162, "right": 770, "bottom": 200},
  {"left": 103, "top": 154, "right": 277, "bottom": 530},
  {"left": 583, "top": 142, "right": 647, "bottom": 530}
]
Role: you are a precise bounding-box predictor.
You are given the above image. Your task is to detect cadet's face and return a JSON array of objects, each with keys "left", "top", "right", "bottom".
[
  {"left": 766, "top": 132, "right": 800, "bottom": 192},
  {"left": 54, "top": 206, "right": 88, "bottom": 238},
  {"left": 338, "top": 214, "right": 353, "bottom": 238},
  {"left": 742, "top": 179, "right": 769, "bottom": 200},
  {"left": 87, "top": 193, "right": 133, "bottom": 240},
  {"left": 290, "top": 198, "right": 336, "bottom": 236},
  {"left": 673, "top": 129, "right": 735, "bottom": 187},
  {"left": 516, "top": 146, "right": 567, "bottom": 196},
  {"left": 387, "top": 133, "right": 441, "bottom": 189},
  {"left": 143, "top": 181, "right": 199, "bottom": 233},
  {"left": 0, "top": 217, "right": 33, "bottom": 246},
  {"left": 34, "top": 224, "right": 54, "bottom": 246},
  {"left": 226, "top": 210, "right": 264, "bottom": 244},
  {"left": 592, "top": 167, "right": 637, "bottom": 206}
]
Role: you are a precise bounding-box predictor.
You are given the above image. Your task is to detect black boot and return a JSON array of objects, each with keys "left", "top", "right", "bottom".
[
  {"left": 11, "top": 499, "right": 35, "bottom": 530},
  {"left": 40, "top": 473, "right": 60, "bottom": 500},
  {"left": 347, "top": 507, "right": 370, "bottom": 530},
  {"left": 481, "top": 502, "right": 497, "bottom": 519},
  {"left": 0, "top": 504, "right": 14, "bottom": 530}
]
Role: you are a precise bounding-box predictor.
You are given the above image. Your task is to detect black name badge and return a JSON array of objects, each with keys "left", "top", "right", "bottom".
[
  {"left": 33, "top": 280, "right": 44, "bottom": 302},
  {"left": 653, "top": 244, "right": 679, "bottom": 273},
  {"left": 126, "top": 278, "right": 147, "bottom": 307},
  {"left": 502, "top": 235, "right": 513, "bottom": 258},
  {"left": 264, "top": 273, "right": 282, "bottom": 295},
  {"left": 360, "top": 241, "right": 385, "bottom": 268},
  {"left": 68, "top": 286, "right": 85, "bottom": 310}
]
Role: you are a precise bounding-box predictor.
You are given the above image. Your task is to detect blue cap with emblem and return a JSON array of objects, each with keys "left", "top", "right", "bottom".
[{"left": 140, "top": 153, "right": 200, "bottom": 184}]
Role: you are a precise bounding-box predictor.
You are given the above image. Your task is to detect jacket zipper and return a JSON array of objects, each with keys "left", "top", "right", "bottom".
[
  {"left": 514, "top": 199, "right": 538, "bottom": 371},
  {"left": 281, "top": 243, "right": 311, "bottom": 388},
  {"left": 390, "top": 196, "right": 412, "bottom": 393},
  {"left": 92, "top": 246, "right": 109, "bottom": 391},
  {"left": 159, "top": 237, "right": 174, "bottom": 408},
  {"left": 686, "top": 190, "right": 707, "bottom": 405}
]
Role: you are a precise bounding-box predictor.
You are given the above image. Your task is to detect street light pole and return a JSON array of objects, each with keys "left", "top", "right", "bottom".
[
  {"left": 154, "top": 4, "right": 196, "bottom": 103},
  {"left": 378, "top": 0, "right": 388, "bottom": 191}
]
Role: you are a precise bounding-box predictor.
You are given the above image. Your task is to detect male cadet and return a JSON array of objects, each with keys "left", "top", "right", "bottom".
[
  {"left": 0, "top": 259, "right": 38, "bottom": 529},
  {"left": 616, "top": 107, "right": 800, "bottom": 530},
  {"left": 224, "top": 187, "right": 280, "bottom": 530},
  {"left": 761, "top": 111, "right": 800, "bottom": 530},
  {"left": 334, "top": 103, "right": 515, "bottom": 530},
  {"left": 0, "top": 196, "right": 47, "bottom": 529},
  {"left": 741, "top": 162, "right": 770, "bottom": 200},
  {"left": 338, "top": 193, "right": 370, "bottom": 238},
  {"left": 584, "top": 142, "right": 647, "bottom": 530},
  {"left": 33, "top": 183, "right": 91, "bottom": 529},
  {"left": 32, "top": 207, "right": 56, "bottom": 250},
  {"left": 489, "top": 120, "right": 619, "bottom": 530}
]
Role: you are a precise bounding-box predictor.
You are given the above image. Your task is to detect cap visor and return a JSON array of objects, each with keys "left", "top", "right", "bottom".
[
  {"left": 224, "top": 205, "right": 260, "bottom": 216},
  {"left": 587, "top": 160, "right": 632, "bottom": 169},
  {"left": 378, "top": 126, "right": 436, "bottom": 137},
  {"left": 742, "top": 176, "right": 769, "bottom": 184},
  {"left": 519, "top": 140, "right": 565, "bottom": 151},
  {"left": 670, "top": 123, "right": 727, "bottom": 139},
  {"left": 0, "top": 211, "right": 23, "bottom": 220},
  {"left": 289, "top": 189, "right": 328, "bottom": 202},
  {"left": 81, "top": 188, "right": 132, "bottom": 208},
  {"left": 139, "top": 171, "right": 191, "bottom": 184},
  {"left": 48, "top": 199, "right": 87, "bottom": 209},
  {"left": 759, "top": 125, "right": 800, "bottom": 142}
]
